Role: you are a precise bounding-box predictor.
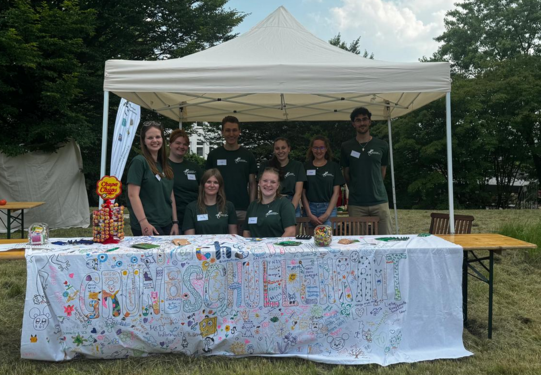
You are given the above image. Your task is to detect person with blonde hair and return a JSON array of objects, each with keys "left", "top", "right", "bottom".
[
  {"left": 302, "top": 135, "right": 344, "bottom": 227},
  {"left": 127, "top": 121, "right": 179, "bottom": 236},
  {"left": 244, "top": 167, "right": 296, "bottom": 238},
  {"left": 182, "top": 169, "right": 237, "bottom": 235},
  {"left": 168, "top": 129, "right": 203, "bottom": 232}
]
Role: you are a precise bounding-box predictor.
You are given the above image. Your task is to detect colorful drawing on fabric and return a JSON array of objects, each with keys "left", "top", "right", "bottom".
[{"left": 20, "top": 234, "right": 471, "bottom": 364}]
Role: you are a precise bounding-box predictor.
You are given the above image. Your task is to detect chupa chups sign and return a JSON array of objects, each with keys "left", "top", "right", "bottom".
[{"left": 96, "top": 176, "right": 122, "bottom": 200}]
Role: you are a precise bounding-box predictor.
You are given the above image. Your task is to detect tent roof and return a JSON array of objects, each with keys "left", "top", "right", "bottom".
[{"left": 104, "top": 6, "right": 450, "bottom": 122}]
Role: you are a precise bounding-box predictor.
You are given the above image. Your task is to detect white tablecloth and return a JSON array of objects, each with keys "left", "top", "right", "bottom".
[{"left": 20, "top": 234, "right": 472, "bottom": 364}]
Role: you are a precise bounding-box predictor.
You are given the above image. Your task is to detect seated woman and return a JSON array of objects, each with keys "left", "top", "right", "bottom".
[
  {"left": 127, "top": 121, "right": 179, "bottom": 236},
  {"left": 302, "top": 135, "right": 345, "bottom": 227},
  {"left": 168, "top": 129, "right": 203, "bottom": 233},
  {"left": 182, "top": 169, "right": 238, "bottom": 235},
  {"left": 244, "top": 167, "right": 296, "bottom": 238},
  {"left": 259, "top": 137, "right": 306, "bottom": 217}
]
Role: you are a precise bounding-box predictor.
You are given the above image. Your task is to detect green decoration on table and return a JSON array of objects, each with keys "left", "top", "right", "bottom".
[
  {"left": 418, "top": 233, "right": 432, "bottom": 237},
  {"left": 376, "top": 237, "right": 410, "bottom": 242},
  {"left": 275, "top": 241, "right": 302, "bottom": 246}
]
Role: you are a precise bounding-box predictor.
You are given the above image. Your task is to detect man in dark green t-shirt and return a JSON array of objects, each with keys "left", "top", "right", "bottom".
[
  {"left": 341, "top": 107, "right": 392, "bottom": 234},
  {"left": 206, "top": 116, "right": 257, "bottom": 220}
]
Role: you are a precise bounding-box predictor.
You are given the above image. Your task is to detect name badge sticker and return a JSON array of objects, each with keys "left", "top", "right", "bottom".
[
  {"left": 350, "top": 150, "right": 361, "bottom": 158},
  {"left": 217, "top": 159, "right": 227, "bottom": 166},
  {"left": 197, "top": 214, "right": 209, "bottom": 221},
  {"left": 187, "top": 174, "right": 196, "bottom": 181},
  {"left": 306, "top": 169, "right": 316, "bottom": 176},
  {"left": 248, "top": 217, "right": 258, "bottom": 224},
  {"left": 155, "top": 174, "right": 162, "bottom": 181}
]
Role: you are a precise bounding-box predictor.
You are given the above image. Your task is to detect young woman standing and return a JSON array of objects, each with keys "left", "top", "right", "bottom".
[
  {"left": 302, "top": 136, "right": 345, "bottom": 227},
  {"left": 127, "top": 121, "right": 179, "bottom": 236}
]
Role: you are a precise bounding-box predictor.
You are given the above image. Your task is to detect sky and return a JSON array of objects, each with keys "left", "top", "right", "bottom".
[{"left": 225, "top": 0, "right": 462, "bottom": 62}]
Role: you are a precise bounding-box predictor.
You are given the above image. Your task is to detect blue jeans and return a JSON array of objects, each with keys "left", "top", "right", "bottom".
[
  {"left": 306, "top": 202, "right": 337, "bottom": 226},
  {"left": 285, "top": 195, "right": 302, "bottom": 217}
]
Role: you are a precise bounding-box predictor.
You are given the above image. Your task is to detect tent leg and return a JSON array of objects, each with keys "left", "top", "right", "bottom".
[
  {"left": 99, "top": 91, "right": 110, "bottom": 206},
  {"left": 387, "top": 118, "right": 399, "bottom": 234},
  {"left": 446, "top": 92, "right": 455, "bottom": 233}
]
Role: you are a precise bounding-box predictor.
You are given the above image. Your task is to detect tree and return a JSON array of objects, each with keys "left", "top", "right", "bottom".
[{"left": 329, "top": 32, "right": 373, "bottom": 59}]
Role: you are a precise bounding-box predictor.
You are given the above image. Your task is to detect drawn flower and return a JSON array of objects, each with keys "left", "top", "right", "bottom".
[
  {"left": 225, "top": 325, "right": 230, "bottom": 332},
  {"left": 288, "top": 273, "right": 297, "bottom": 282},
  {"left": 72, "top": 334, "right": 87, "bottom": 346},
  {"left": 64, "top": 305, "right": 74, "bottom": 317}
]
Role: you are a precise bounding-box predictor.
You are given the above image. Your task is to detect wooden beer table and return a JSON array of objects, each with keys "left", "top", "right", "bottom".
[
  {"left": 436, "top": 234, "right": 537, "bottom": 339},
  {"left": 0, "top": 202, "right": 45, "bottom": 239}
]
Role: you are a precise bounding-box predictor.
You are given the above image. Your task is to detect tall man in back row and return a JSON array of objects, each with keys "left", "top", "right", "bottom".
[
  {"left": 206, "top": 116, "right": 257, "bottom": 220},
  {"left": 341, "top": 107, "right": 392, "bottom": 234}
]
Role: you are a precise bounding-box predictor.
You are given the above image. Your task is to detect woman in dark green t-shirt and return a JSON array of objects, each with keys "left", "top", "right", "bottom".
[
  {"left": 244, "top": 167, "right": 296, "bottom": 238},
  {"left": 183, "top": 169, "right": 238, "bottom": 235},
  {"left": 301, "top": 135, "right": 345, "bottom": 227},
  {"left": 168, "top": 129, "right": 203, "bottom": 233},
  {"left": 127, "top": 121, "right": 179, "bottom": 236},
  {"left": 259, "top": 138, "right": 306, "bottom": 217}
]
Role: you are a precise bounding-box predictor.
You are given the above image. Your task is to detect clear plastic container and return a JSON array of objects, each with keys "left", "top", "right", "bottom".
[
  {"left": 314, "top": 225, "right": 332, "bottom": 247},
  {"left": 28, "top": 223, "right": 49, "bottom": 245}
]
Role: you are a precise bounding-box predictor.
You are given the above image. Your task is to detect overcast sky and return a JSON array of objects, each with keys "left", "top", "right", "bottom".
[{"left": 226, "top": 0, "right": 462, "bottom": 62}]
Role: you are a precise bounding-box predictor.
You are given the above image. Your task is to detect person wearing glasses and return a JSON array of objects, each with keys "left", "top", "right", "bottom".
[
  {"left": 127, "top": 121, "right": 179, "bottom": 236},
  {"left": 302, "top": 136, "right": 345, "bottom": 227},
  {"left": 259, "top": 137, "right": 306, "bottom": 217},
  {"left": 182, "top": 169, "right": 238, "bottom": 235},
  {"left": 244, "top": 167, "right": 296, "bottom": 238},
  {"left": 168, "top": 129, "right": 203, "bottom": 233},
  {"left": 341, "top": 107, "right": 392, "bottom": 234}
]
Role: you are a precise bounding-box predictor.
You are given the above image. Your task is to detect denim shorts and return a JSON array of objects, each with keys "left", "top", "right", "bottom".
[{"left": 306, "top": 202, "right": 337, "bottom": 226}]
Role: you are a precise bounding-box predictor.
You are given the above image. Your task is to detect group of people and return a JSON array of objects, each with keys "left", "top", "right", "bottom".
[{"left": 126, "top": 107, "right": 392, "bottom": 238}]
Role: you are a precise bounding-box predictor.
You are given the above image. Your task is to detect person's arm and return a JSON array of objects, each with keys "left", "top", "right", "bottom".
[
  {"left": 229, "top": 225, "right": 238, "bottom": 235},
  {"left": 291, "top": 181, "right": 303, "bottom": 209},
  {"left": 381, "top": 166, "right": 387, "bottom": 179},
  {"left": 243, "top": 230, "right": 251, "bottom": 238},
  {"left": 128, "top": 184, "right": 159, "bottom": 235},
  {"left": 343, "top": 167, "right": 350, "bottom": 187},
  {"left": 282, "top": 226, "right": 296, "bottom": 237},
  {"left": 184, "top": 229, "right": 195, "bottom": 235},
  {"left": 249, "top": 174, "right": 257, "bottom": 202},
  {"left": 170, "top": 192, "right": 179, "bottom": 235},
  {"left": 319, "top": 185, "right": 340, "bottom": 223},
  {"left": 302, "top": 189, "right": 322, "bottom": 226}
]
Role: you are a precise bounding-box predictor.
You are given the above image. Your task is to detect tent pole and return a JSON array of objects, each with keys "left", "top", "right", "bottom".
[
  {"left": 99, "top": 91, "right": 110, "bottom": 206},
  {"left": 446, "top": 92, "right": 455, "bottom": 233},
  {"left": 387, "top": 118, "right": 399, "bottom": 234}
]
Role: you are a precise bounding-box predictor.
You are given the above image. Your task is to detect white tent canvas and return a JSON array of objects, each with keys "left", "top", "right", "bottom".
[{"left": 102, "top": 6, "right": 456, "bottom": 232}]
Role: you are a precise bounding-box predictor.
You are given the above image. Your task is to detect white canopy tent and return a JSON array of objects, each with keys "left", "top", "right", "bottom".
[{"left": 102, "top": 6, "right": 456, "bottom": 232}]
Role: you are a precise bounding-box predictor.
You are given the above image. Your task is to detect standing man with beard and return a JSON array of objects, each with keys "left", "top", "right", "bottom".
[
  {"left": 340, "top": 107, "right": 392, "bottom": 234},
  {"left": 206, "top": 116, "right": 257, "bottom": 220}
]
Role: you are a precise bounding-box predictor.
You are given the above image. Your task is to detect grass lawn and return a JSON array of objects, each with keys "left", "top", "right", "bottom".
[{"left": 0, "top": 209, "right": 540, "bottom": 374}]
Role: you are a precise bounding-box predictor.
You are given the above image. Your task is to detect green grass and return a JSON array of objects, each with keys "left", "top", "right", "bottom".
[{"left": 1, "top": 209, "right": 540, "bottom": 374}]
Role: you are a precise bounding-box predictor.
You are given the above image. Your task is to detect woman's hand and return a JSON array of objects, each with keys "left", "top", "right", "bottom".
[
  {"left": 141, "top": 220, "right": 159, "bottom": 236},
  {"left": 170, "top": 223, "right": 180, "bottom": 235},
  {"left": 318, "top": 213, "right": 329, "bottom": 224},
  {"left": 309, "top": 213, "right": 322, "bottom": 226}
]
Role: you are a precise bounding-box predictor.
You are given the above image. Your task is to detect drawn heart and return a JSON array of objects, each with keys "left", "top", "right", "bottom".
[
  {"left": 69, "top": 273, "right": 74, "bottom": 278},
  {"left": 181, "top": 322, "right": 185, "bottom": 325},
  {"left": 187, "top": 321, "right": 193, "bottom": 327},
  {"left": 143, "top": 318, "right": 148, "bottom": 323},
  {"left": 204, "top": 252, "right": 211, "bottom": 259},
  {"left": 91, "top": 328, "right": 97, "bottom": 334},
  {"left": 245, "top": 339, "right": 250, "bottom": 344},
  {"left": 181, "top": 263, "right": 186, "bottom": 267},
  {"left": 160, "top": 342, "right": 165, "bottom": 347},
  {"left": 355, "top": 307, "right": 365, "bottom": 318}
]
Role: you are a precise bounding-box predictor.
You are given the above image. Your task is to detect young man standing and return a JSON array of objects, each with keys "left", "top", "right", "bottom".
[
  {"left": 206, "top": 116, "right": 257, "bottom": 220},
  {"left": 340, "top": 107, "right": 392, "bottom": 234}
]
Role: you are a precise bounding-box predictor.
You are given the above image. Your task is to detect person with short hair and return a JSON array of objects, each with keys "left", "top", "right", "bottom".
[
  {"left": 302, "top": 135, "right": 345, "bottom": 227},
  {"left": 244, "top": 167, "right": 296, "bottom": 238},
  {"left": 341, "top": 107, "right": 392, "bottom": 234},
  {"left": 259, "top": 137, "right": 306, "bottom": 217},
  {"left": 182, "top": 169, "right": 238, "bottom": 235},
  {"left": 127, "top": 121, "right": 179, "bottom": 236},
  {"left": 206, "top": 116, "right": 257, "bottom": 221},
  {"left": 168, "top": 129, "right": 203, "bottom": 233}
]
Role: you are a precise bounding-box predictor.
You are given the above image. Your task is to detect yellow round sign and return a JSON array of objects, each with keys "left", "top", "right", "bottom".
[{"left": 96, "top": 176, "right": 122, "bottom": 200}]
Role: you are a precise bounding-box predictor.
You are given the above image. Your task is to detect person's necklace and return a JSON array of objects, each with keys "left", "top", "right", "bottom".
[{"left": 359, "top": 137, "right": 372, "bottom": 152}]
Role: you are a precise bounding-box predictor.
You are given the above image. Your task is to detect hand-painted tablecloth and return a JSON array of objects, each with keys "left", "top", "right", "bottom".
[{"left": 20, "top": 235, "right": 472, "bottom": 364}]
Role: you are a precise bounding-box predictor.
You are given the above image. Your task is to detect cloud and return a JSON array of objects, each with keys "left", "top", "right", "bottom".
[{"left": 328, "top": 0, "right": 460, "bottom": 61}]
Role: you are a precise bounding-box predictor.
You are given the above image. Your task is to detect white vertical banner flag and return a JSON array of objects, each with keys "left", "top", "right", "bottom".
[{"left": 110, "top": 99, "right": 141, "bottom": 180}]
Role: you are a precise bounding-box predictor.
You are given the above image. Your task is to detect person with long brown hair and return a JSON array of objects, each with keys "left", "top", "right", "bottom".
[
  {"left": 168, "top": 129, "right": 203, "bottom": 233},
  {"left": 127, "top": 121, "right": 179, "bottom": 236},
  {"left": 302, "top": 135, "right": 345, "bottom": 227},
  {"left": 244, "top": 167, "right": 296, "bottom": 238},
  {"left": 182, "top": 169, "right": 237, "bottom": 235}
]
